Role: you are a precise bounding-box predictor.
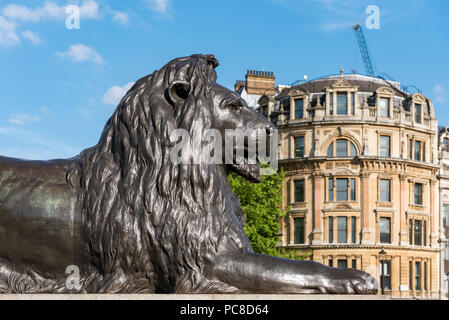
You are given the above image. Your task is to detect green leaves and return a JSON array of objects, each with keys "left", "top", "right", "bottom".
[
  {"left": 229, "top": 169, "right": 310, "bottom": 260},
  {"left": 229, "top": 169, "right": 289, "bottom": 257}
]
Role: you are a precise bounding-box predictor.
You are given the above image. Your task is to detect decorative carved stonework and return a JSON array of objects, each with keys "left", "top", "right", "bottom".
[{"left": 335, "top": 203, "right": 352, "bottom": 210}]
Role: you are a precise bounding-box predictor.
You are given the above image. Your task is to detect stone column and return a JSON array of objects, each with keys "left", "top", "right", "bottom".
[
  {"left": 289, "top": 215, "right": 294, "bottom": 245},
  {"left": 430, "top": 179, "right": 438, "bottom": 247},
  {"left": 399, "top": 174, "right": 408, "bottom": 245},
  {"left": 290, "top": 96, "right": 295, "bottom": 120},
  {"left": 431, "top": 258, "right": 438, "bottom": 298},
  {"left": 360, "top": 172, "right": 373, "bottom": 244},
  {"left": 392, "top": 255, "right": 400, "bottom": 297},
  {"left": 400, "top": 256, "right": 409, "bottom": 297},
  {"left": 312, "top": 172, "right": 323, "bottom": 244}
]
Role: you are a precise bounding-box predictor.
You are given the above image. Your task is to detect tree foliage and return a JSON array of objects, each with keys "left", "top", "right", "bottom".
[{"left": 228, "top": 169, "right": 309, "bottom": 260}]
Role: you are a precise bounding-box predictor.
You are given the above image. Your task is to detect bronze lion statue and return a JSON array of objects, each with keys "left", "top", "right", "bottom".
[{"left": 0, "top": 54, "right": 377, "bottom": 294}]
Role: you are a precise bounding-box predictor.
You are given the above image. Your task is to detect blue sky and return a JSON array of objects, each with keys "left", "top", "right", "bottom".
[{"left": 0, "top": 0, "right": 448, "bottom": 159}]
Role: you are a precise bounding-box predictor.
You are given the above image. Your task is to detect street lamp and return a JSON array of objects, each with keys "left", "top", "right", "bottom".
[{"left": 379, "top": 246, "right": 387, "bottom": 295}]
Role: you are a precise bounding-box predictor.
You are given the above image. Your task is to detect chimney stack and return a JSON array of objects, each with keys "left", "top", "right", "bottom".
[{"left": 243, "top": 69, "right": 276, "bottom": 96}]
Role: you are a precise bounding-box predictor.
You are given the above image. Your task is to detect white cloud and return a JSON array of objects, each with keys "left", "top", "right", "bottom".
[
  {"left": 9, "top": 113, "right": 41, "bottom": 125},
  {"left": 22, "top": 30, "right": 44, "bottom": 45},
  {"left": 56, "top": 43, "right": 104, "bottom": 64},
  {"left": 2, "top": 2, "right": 65, "bottom": 22},
  {"left": 102, "top": 82, "right": 134, "bottom": 106},
  {"left": 0, "top": 126, "right": 80, "bottom": 160},
  {"left": 111, "top": 10, "right": 129, "bottom": 25},
  {"left": 79, "top": 0, "right": 100, "bottom": 19},
  {"left": 433, "top": 84, "right": 447, "bottom": 103},
  {"left": 0, "top": 16, "right": 20, "bottom": 48},
  {"left": 0, "top": 1, "right": 130, "bottom": 49},
  {"left": 145, "top": 0, "right": 170, "bottom": 13},
  {"left": 1, "top": 1, "right": 100, "bottom": 22}
]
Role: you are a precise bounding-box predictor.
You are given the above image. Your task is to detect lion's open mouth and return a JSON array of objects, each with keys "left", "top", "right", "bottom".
[
  {"left": 225, "top": 130, "right": 272, "bottom": 183},
  {"left": 226, "top": 145, "right": 263, "bottom": 183},
  {"left": 228, "top": 162, "right": 261, "bottom": 183}
]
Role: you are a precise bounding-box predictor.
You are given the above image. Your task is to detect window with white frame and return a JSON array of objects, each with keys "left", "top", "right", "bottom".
[{"left": 379, "top": 97, "right": 390, "bottom": 117}]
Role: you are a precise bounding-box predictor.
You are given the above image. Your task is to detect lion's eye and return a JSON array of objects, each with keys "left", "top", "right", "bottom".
[{"left": 229, "top": 103, "right": 242, "bottom": 112}]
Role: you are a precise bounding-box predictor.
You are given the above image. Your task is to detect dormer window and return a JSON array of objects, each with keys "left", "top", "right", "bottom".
[
  {"left": 414, "top": 103, "right": 421, "bottom": 123},
  {"left": 375, "top": 87, "right": 395, "bottom": 119},
  {"left": 337, "top": 92, "right": 348, "bottom": 115},
  {"left": 295, "top": 98, "right": 304, "bottom": 119},
  {"left": 288, "top": 89, "right": 308, "bottom": 120},
  {"left": 379, "top": 97, "right": 390, "bottom": 117}
]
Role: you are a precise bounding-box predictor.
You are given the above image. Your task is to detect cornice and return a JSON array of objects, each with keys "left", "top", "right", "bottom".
[{"left": 278, "top": 244, "right": 441, "bottom": 253}]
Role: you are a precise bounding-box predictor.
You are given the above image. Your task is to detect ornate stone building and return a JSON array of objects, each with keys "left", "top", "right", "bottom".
[
  {"left": 239, "top": 72, "right": 443, "bottom": 298},
  {"left": 438, "top": 128, "right": 449, "bottom": 298}
]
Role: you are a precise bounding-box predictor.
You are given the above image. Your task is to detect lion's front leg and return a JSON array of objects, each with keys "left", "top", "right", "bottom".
[{"left": 210, "top": 253, "right": 378, "bottom": 294}]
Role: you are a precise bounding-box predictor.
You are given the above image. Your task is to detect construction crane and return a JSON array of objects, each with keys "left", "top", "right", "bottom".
[
  {"left": 352, "top": 24, "right": 423, "bottom": 94},
  {"left": 352, "top": 24, "right": 375, "bottom": 77}
]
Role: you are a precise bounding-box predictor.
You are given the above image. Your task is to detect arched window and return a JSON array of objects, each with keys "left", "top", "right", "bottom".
[{"left": 327, "top": 139, "right": 357, "bottom": 157}]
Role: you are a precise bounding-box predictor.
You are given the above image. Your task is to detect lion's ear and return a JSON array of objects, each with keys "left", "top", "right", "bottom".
[{"left": 168, "top": 80, "right": 191, "bottom": 104}]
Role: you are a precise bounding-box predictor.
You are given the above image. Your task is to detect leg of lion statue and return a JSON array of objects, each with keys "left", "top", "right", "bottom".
[{"left": 210, "top": 253, "right": 378, "bottom": 294}]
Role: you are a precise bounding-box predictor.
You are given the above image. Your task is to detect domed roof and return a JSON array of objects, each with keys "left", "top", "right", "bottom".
[{"left": 275, "top": 74, "right": 407, "bottom": 100}]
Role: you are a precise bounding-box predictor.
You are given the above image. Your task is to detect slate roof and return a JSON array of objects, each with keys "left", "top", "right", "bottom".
[{"left": 275, "top": 74, "right": 407, "bottom": 101}]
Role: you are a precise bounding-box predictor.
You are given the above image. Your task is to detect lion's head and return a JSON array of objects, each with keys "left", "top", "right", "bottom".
[
  {"left": 133, "top": 54, "right": 275, "bottom": 182},
  {"left": 67, "top": 54, "right": 274, "bottom": 292}
]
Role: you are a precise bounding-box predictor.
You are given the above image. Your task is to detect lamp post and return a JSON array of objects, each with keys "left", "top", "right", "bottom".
[{"left": 379, "top": 246, "right": 387, "bottom": 295}]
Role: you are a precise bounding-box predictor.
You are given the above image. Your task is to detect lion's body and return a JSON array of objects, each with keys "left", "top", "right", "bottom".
[
  {"left": 0, "top": 55, "right": 251, "bottom": 293},
  {"left": 0, "top": 156, "right": 92, "bottom": 292},
  {"left": 0, "top": 54, "right": 377, "bottom": 294}
]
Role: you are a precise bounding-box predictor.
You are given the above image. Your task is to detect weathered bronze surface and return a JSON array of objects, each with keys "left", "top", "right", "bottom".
[{"left": 0, "top": 54, "right": 377, "bottom": 294}]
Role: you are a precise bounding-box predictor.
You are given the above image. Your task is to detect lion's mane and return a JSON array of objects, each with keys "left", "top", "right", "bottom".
[{"left": 65, "top": 54, "right": 251, "bottom": 293}]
